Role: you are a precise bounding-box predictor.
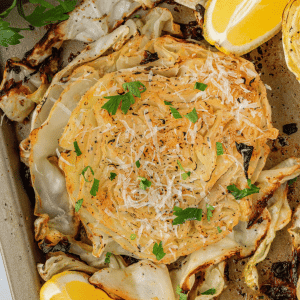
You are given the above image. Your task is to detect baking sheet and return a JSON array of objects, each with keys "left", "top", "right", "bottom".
[{"left": 1, "top": 1, "right": 300, "bottom": 300}]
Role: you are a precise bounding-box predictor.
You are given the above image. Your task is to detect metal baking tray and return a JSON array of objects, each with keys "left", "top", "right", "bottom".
[{"left": 1, "top": 1, "right": 300, "bottom": 300}]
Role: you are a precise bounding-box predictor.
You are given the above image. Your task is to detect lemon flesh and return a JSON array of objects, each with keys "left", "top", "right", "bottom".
[
  {"left": 40, "top": 271, "right": 111, "bottom": 300},
  {"left": 204, "top": 0, "right": 290, "bottom": 55}
]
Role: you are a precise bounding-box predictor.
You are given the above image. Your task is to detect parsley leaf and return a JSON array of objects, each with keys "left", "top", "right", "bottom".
[
  {"left": 24, "top": 0, "right": 77, "bottom": 27},
  {"left": 122, "top": 81, "right": 146, "bottom": 97},
  {"left": 152, "top": 241, "right": 166, "bottom": 261},
  {"left": 176, "top": 286, "right": 188, "bottom": 300},
  {"left": 164, "top": 101, "right": 172, "bottom": 105},
  {"left": 201, "top": 288, "right": 216, "bottom": 295},
  {"left": 194, "top": 82, "right": 207, "bottom": 91},
  {"left": 0, "top": 0, "right": 17, "bottom": 18},
  {"left": 288, "top": 177, "right": 298, "bottom": 186},
  {"left": 102, "top": 94, "right": 123, "bottom": 115},
  {"left": 134, "top": 14, "right": 141, "bottom": 18},
  {"left": 81, "top": 166, "right": 94, "bottom": 182},
  {"left": 130, "top": 234, "right": 136, "bottom": 240},
  {"left": 135, "top": 160, "right": 141, "bottom": 168},
  {"left": 102, "top": 81, "right": 146, "bottom": 115},
  {"left": 177, "top": 160, "right": 191, "bottom": 180},
  {"left": 227, "top": 179, "right": 260, "bottom": 200},
  {"left": 170, "top": 106, "right": 182, "bottom": 119},
  {"left": 217, "top": 226, "right": 222, "bottom": 233},
  {"left": 75, "top": 199, "right": 83, "bottom": 212},
  {"left": 138, "top": 177, "right": 152, "bottom": 190},
  {"left": 109, "top": 172, "right": 117, "bottom": 181},
  {"left": 90, "top": 178, "right": 100, "bottom": 196},
  {"left": 184, "top": 108, "right": 198, "bottom": 123},
  {"left": 105, "top": 252, "right": 112, "bottom": 264},
  {"left": 172, "top": 206, "right": 202, "bottom": 225},
  {"left": 216, "top": 142, "right": 224, "bottom": 156},
  {"left": 0, "top": 21, "right": 24, "bottom": 47},
  {"left": 206, "top": 204, "right": 215, "bottom": 221},
  {"left": 73, "top": 141, "right": 82, "bottom": 156}
]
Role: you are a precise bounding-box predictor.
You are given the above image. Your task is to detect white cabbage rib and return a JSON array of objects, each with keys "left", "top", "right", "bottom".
[
  {"left": 288, "top": 200, "right": 300, "bottom": 299},
  {"left": 90, "top": 260, "right": 176, "bottom": 300},
  {"left": 37, "top": 255, "right": 98, "bottom": 281},
  {"left": 170, "top": 211, "right": 270, "bottom": 298},
  {"left": 30, "top": 66, "right": 100, "bottom": 240}
]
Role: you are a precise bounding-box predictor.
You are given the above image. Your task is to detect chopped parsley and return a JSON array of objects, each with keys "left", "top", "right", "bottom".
[
  {"left": 138, "top": 177, "right": 152, "bottom": 190},
  {"left": 47, "top": 74, "right": 52, "bottom": 83},
  {"left": 75, "top": 199, "right": 83, "bottom": 212},
  {"left": 81, "top": 166, "right": 94, "bottom": 182},
  {"left": 184, "top": 108, "right": 198, "bottom": 124},
  {"left": 134, "top": 14, "right": 141, "bottom": 18},
  {"left": 216, "top": 142, "right": 224, "bottom": 156},
  {"left": 164, "top": 101, "right": 172, "bottom": 105},
  {"left": 109, "top": 172, "right": 117, "bottom": 181},
  {"left": 73, "top": 141, "right": 82, "bottom": 156},
  {"left": 176, "top": 286, "right": 188, "bottom": 300},
  {"left": 172, "top": 206, "right": 202, "bottom": 225},
  {"left": 130, "top": 234, "right": 136, "bottom": 240},
  {"left": 227, "top": 179, "right": 260, "bottom": 200},
  {"left": 169, "top": 106, "right": 182, "bottom": 119},
  {"left": 102, "top": 81, "right": 146, "bottom": 115},
  {"left": 206, "top": 204, "right": 215, "bottom": 221},
  {"left": 217, "top": 226, "right": 222, "bottom": 233},
  {"left": 152, "top": 241, "right": 166, "bottom": 261},
  {"left": 123, "top": 81, "right": 146, "bottom": 97},
  {"left": 135, "top": 160, "right": 141, "bottom": 168},
  {"left": 194, "top": 82, "right": 208, "bottom": 91},
  {"left": 90, "top": 178, "right": 100, "bottom": 196},
  {"left": 288, "top": 177, "right": 298, "bottom": 186},
  {"left": 201, "top": 288, "right": 216, "bottom": 295},
  {"left": 105, "top": 252, "right": 112, "bottom": 264},
  {"left": 177, "top": 160, "right": 191, "bottom": 180}
]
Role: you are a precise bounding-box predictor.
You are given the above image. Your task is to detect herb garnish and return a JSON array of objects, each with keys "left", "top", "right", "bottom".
[
  {"left": 73, "top": 141, "right": 82, "bottom": 156},
  {"left": 0, "top": 0, "right": 76, "bottom": 47},
  {"left": 138, "top": 177, "right": 152, "bottom": 190},
  {"left": 105, "top": 252, "right": 112, "bottom": 264},
  {"left": 202, "top": 288, "right": 216, "bottom": 295},
  {"left": 81, "top": 166, "right": 94, "bottom": 182},
  {"left": 169, "top": 106, "right": 182, "bottom": 119},
  {"left": 109, "top": 172, "right": 117, "bottom": 181},
  {"left": 152, "top": 241, "right": 166, "bottom": 261},
  {"left": 206, "top": 204, "right": 215, "bottom": 221},
  {"left": 184, "top": 108, "right": 198, "bottom": 123},
  {"left": 172, "top": 206, "right": 202, "bottom": 225},
  {"left": 164, "top": 101, "right": 172, "bottom": 105},
  {"left": 177, "top": 160, "right": 191, "bottom": 180},
  {"left": 90, "top": 178, "right": 100, "bottom": 196},
  {"left": 288, "top": 177, "right": 298, "bottom": 186},
  {"left": 227, "top": 179, "right": 260, "bottom": 200},
  {"left": 216, "top": 142, "right": 224, "bottom": 156},
  {"left": 176, "top": 286, "right": 188, "bottom": 300},
  {"left": 130, "top": 234, "right": 136, "bottom": 240},
  {"left": 194, "top": 82, "right": 208, "bottom": 91},
  {"left": 102, "top": 81, "right": 146, "bottom": 115},
  {"left": 217, "top": 226, "right": 222, "bottom": 233},
  {"left": 75, "top": 199, "right": 83, "bottom": 212},
  {"left": 135, "top": 160, "right": 141, "bottom": 168}
]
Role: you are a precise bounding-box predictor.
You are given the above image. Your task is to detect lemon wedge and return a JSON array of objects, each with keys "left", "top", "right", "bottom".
[
  {"left": 203, "top": 0, "right": 290, "bottom": 55},
  {"left": 40, "top": 271, "right": 112, "bottom": 300}
]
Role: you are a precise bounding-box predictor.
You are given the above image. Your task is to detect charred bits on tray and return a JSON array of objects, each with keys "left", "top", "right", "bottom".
[{"left": 283, "top": 123, "right": 298, "bottom": 135}]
